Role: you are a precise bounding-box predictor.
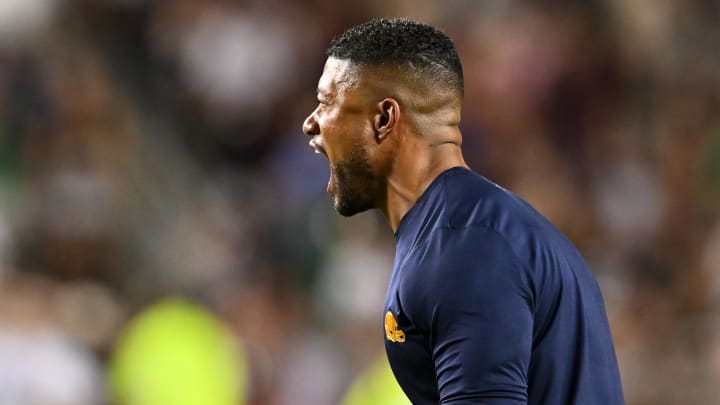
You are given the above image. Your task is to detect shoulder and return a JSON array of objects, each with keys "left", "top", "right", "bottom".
[
  {"left": 400, "top": 224, "right": 532, "bottom": 304},
  {"left": 438, "top": 169, "right": 574, "bottom": 265},
  {"left": 433, "top": 168, "right": 533, "bottom": 232},
  {"left": 407, "top": 224, "right": 526, "bottom": 282},
  {"left": 395, "top": 167, "right": 519, "bottom": 249},
  {"left": 398, "top": 224, "right": 535, "bottom": 334}
]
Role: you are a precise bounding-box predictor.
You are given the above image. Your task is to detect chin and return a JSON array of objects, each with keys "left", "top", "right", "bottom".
[{"left": 334, "top": 196, "right": 372, "bottom": 217}]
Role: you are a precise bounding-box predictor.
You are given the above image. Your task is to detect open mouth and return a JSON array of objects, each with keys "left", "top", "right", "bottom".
[
  {"left": 309, "top": 138, "right": 327, "bottom": 159},
  {"left": 309, "top": 138, "right": 333, "bottom": 194}
]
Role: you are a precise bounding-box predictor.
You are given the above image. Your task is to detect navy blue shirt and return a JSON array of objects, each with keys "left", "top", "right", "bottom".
[{"left": 383, "top": 167, "right": 624, "bottom": 404}]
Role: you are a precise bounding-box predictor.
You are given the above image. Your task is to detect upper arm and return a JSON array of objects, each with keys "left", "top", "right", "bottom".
[{"left": 410, "top": 227, "right": 533, "bottom": 404}]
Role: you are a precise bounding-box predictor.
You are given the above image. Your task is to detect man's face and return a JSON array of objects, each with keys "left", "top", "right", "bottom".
[{"left": 303, "top": 58, "right": 379, "bottom": 216}]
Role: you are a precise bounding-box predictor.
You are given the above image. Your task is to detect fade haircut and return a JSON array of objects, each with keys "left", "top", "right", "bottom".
[{"left": 326, "top": 18, "right": 464, "bottom": 96}]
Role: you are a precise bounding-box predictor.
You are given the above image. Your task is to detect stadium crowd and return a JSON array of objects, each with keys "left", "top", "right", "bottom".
[{"left": 0, "top": 0, "right": 717, "bottom": 404}]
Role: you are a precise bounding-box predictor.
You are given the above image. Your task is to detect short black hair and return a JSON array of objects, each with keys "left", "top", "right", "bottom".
[{"left": 326, "top": 18, "right": 464, "bottom": 96}]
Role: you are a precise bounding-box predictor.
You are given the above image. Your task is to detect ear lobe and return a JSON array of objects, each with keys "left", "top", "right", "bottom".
[{"left": 373, "top": 98, "right": 399, "bottom": 142}]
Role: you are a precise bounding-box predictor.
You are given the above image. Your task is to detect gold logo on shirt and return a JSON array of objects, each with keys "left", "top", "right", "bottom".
[{"left": 385, "top": 311, "right": 406, "bottom": 343}]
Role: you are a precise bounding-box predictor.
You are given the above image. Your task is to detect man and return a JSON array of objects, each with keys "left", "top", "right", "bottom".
[{"left": 303, "top": 18, "right": 624, "bottom": 404}]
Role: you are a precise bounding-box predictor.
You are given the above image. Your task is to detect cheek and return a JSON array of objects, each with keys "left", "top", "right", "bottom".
[{"left": 325, "top": 119, "right": 373, "bottom": 159}]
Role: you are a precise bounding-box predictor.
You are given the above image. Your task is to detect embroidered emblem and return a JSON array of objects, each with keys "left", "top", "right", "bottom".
[{"left": 384, "top": 311, "right": 406, "bottom": 343}]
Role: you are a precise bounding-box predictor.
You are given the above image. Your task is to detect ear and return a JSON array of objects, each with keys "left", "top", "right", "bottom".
[{"left": 373, "top": 98, "right": 400, "bottom": 143}]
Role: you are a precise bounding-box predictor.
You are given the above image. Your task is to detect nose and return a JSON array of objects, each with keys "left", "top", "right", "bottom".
[{"left": 303, "top": 107, "right": 320, "bottom": 136}]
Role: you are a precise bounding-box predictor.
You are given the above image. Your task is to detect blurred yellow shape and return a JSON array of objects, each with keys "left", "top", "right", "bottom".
[
  {"left": 342, "top": 355, "right": 411, "bottom": 405},
  {"left": 108, "top": 296, "right": 247, "bottom": 405}
]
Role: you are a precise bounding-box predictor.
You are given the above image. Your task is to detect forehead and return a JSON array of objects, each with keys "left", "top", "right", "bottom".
[{"left": 317, "top": 58, "right": 358, "bottom": 96}]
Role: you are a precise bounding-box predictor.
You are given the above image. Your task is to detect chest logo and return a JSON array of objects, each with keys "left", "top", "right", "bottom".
[{"left": 384, "top": 311, "right": 406, "bottom": 343}]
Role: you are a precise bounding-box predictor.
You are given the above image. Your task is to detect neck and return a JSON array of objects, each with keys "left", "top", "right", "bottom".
[{"left": 379, "top": 129, "right": 468, "bottom": 233}]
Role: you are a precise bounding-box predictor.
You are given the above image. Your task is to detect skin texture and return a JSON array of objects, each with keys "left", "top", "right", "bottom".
[{"left": 303, "top": 57, "right": 469, "bottom": 232}]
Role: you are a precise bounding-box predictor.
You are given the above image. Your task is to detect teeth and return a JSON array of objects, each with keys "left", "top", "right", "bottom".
[{"left": 309, "top": 139, "right": 324, "bottom": 155}]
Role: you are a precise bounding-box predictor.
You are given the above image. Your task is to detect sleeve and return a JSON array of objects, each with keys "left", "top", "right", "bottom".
[{"left": 409, "top": 227, "right": 534, "bottom": 404}]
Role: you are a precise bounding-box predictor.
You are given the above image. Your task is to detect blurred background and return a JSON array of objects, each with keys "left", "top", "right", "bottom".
[{"left": 0, "top": 0, "right": 717, "bottom": 404}]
